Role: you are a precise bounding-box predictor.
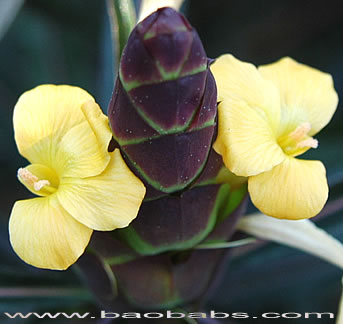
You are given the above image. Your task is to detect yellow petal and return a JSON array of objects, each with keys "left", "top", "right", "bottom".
[
  {"left": 9, "top": 196, "right": 92, "bottom": 270},
  {"left": 13, "top": 85, "right": 95, "bottom": 163},
  {"left": 248, "top": 157, "right": 328, "bottom": 220},
  {"left": 56, "top": 119, "right": 110, "bottom": 178},
  {"left": 258, "top": 57, "right": 339, "bottom": 136},
  {"left": 214, "top": 100, "right": 285, "bottom": 177},
  {"left": 211, "top": 54, "right": 281, "bottom": 132},
  {"left": 57, "top": 149, "right": 146, "bottom": 231},
  {"left": 81, "top": 100, "right": 113, "bottom": 155},
  {"left": 211, "top": 54, "right": 285, "bottom": 176}
]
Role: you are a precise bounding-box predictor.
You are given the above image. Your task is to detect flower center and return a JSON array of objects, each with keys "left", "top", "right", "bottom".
[
  {"left": 277, "top": 122, "right": 318, "bottom": 157},
  {"left": 17, "top": 164, "right": 59, "bottom": 196}
]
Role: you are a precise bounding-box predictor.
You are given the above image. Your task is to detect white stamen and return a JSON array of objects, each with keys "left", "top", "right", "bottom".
[
  {"left": 18, "top": 168, "right": 50, "bottom": 191},
  {"left": 18, "top": 168, "right": 38, "bottom": 185},
  {"left": 33, "top": 180, "right": 51, "bottom": 191},
  {"left": 297, "top": 138, "right": 319, "bottom": 149}
]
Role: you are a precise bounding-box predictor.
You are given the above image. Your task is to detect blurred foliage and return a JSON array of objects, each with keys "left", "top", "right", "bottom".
[
  {"left": 0, "top": 0, "right": 24, "bottom": 40},
  {"left": 0, "top": 0, "right": 342, "bottom": 323}
]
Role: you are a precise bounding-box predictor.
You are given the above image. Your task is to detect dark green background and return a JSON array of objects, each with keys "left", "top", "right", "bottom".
[{"left": 0, "top": 0, "right": 342, "bottom": 323}]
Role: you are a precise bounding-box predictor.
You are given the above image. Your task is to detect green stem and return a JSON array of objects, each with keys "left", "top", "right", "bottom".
[
  {"left": 106, "top": 0, "right": 136, "bottom": 68},
  {"left": 195, "top": 238, "right": 257, "bottom": 250}
]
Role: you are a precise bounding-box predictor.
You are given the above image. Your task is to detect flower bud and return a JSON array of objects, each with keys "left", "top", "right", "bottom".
[
  {"left": 80, "top": 7, "right": 249, "bottom": 309},
  {"left": 108, "top": 7, "right": 217, "bottom": 194}
]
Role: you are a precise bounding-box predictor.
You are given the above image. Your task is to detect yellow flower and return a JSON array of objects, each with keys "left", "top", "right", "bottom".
[
  {"left": 9, "top": 85, "right": 146, "bottom": 270},
  {"left": 211, "top": 55, "right": 338, "bottom": 220}
]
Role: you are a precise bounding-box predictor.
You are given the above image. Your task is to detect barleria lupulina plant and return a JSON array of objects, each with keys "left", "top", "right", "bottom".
[{"left": 9, "top": 2, "right": 343, "bottom": 317}]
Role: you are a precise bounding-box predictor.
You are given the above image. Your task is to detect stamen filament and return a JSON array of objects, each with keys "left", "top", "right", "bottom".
[
  {"left": 33, "top": 180, "right": 51, "bottom": 191},
  {"left": 277, "top": 122, "right": 318, "bottom": 157}
]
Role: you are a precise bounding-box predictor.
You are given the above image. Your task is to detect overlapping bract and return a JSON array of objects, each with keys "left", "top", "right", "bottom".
[
  {"left": 107, "top": 7, "right": 247, "bottom": 256},
  {"left": 79, "top": 9, "right": 249, "bottom": 309},
  {"left": 108, "top": 7, "right": 217, "bottom": 195}
]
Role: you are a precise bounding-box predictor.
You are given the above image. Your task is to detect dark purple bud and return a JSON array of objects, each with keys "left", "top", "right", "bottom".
[
  {"left": 83, "top": 8, "right": 251, "bottom": 310},
  {"left": 108, "top": 7, "right": 217, "bottom": 193},
  {"left": 119, "top": 7, "right": 206, "bottom": 86}
]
